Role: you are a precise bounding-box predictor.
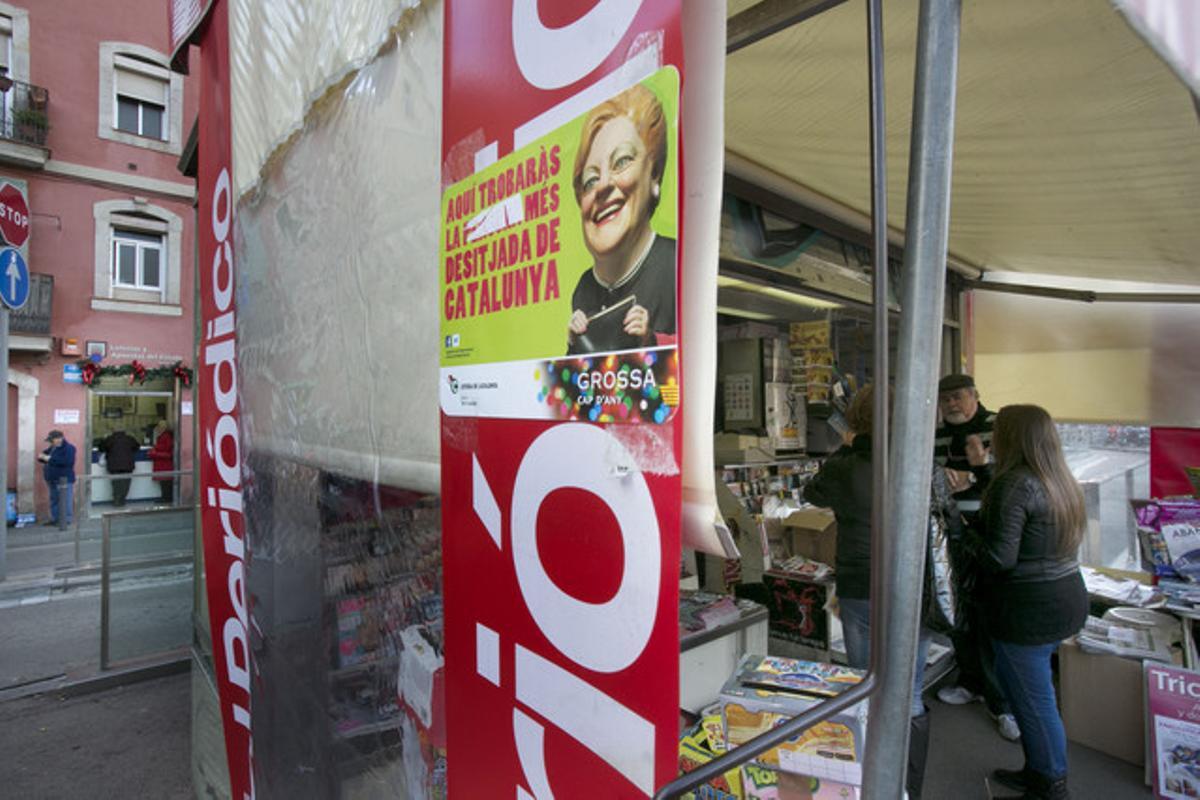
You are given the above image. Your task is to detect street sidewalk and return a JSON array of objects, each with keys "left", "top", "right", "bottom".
[{"left": 0, "top": 671, "right": 192, "bottom": 799}]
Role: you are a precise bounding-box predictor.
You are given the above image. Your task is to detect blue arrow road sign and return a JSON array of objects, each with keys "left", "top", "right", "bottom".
[{"left": 0, "top": 247, "right": 28, "bottom": 310}]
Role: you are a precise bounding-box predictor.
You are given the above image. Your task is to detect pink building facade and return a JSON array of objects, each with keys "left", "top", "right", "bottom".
[{"left": 1, "top": 0, "right": 197, "bottom": 519}]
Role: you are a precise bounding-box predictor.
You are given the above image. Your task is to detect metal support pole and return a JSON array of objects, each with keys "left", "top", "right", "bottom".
[
  {"left": 0, "top": 305, "right": 7, "bottom": 581},
  {"left": 862, "top": 0, "right": 961, "bottom": 797},
  {"left": 866, "top": 0, "right": 890, "bottom": 696},
  {"left": 100, "top": 513, "right": 111, "bottom": 669},
  {"left": 57, "top": 479, "right": 68, "bottom": 530}
]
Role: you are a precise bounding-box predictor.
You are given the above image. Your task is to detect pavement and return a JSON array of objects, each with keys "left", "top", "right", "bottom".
[
  {"left": 0, "top": 515, "right": 196, "bottom": 799},
  {"left": 0, "top": 671, "right": 192, "bottom": 800},
  {"left": 923, "top": 685, "right": 1151, "bottom": 798},
  {"left": 1, "top": 519, "right": 193, "bottom": 693}
]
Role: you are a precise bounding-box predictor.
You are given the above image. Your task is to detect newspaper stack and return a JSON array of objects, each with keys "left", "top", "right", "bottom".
[{"left": 1075, "top": 615, "right": 1174, "bottom": 663}]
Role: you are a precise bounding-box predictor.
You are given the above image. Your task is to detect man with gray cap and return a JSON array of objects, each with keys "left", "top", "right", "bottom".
[
  {"left": 37, "top": 429, "right": 77, "bottom": 526},
  {"left": 932, "top": 374, "right": 1018, "bottom": 741}
]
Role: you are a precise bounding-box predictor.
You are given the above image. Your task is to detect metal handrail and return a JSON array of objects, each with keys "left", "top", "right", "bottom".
[
  {"left": 80, "top": 468, "right": 195, "bottom": 482},
  {"left": 0, "top": 77, "right": 50, "bottom": 147},
  {"left": 72, "top": 469, "right": 195, "bottom": 564}
]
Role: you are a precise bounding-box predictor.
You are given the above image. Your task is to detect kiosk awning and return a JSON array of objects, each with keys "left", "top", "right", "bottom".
[{"left": 725, "top": 0, "right": 1200, "bottom": 286}]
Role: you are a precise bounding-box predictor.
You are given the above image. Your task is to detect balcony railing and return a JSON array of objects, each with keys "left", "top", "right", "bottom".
[
  {"left": 0, "top": 77, "right": 50, "bottom": 148},
  {"left": 10, "top": 273, "right": 53, "bottom": 334}
]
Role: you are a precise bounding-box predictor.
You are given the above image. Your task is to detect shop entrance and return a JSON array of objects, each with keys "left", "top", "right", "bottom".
[{"left": 85, "top": 378, "right": 178, "bottom": 516}]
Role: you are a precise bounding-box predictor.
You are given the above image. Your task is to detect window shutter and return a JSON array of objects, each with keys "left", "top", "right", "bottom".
[
  {"left": 0, "top": 15, "right": 12, "bottom": 72},
  {"left": 114, "top": 55, "right": 168, "bottom": 106}
]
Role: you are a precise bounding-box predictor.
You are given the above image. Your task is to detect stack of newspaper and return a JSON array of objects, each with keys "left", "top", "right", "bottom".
[
  {"left": 1075, "top": 615, "right": 1174, "bottom": 662},
  {"left": 1080, "top": 566, "right": 1163, "bottom": 608}
]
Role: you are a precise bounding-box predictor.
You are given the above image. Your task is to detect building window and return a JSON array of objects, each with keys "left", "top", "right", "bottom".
[
  {"left": 0, "top": 16, "right": 12, "bottom": 78},
  {"left": 113, "top": 54, "right": 169, "bottom": 141},
  {"left": 92, "top": 200, "right": 183, "bottom": 316},
  {"left": 0, "top": 4, "right": 28, "bottom": 85},
  {"left": 98, "top": 43, "right": 182, "bottom": 155},
  {"left": 112, "top": 229, "right": 165, "bottom": 294}
]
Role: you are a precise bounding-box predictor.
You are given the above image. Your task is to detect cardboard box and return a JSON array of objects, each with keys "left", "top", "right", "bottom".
[
  {"left": 1059, "top": 640, "right": 1146, "bottom": 766},
  {"left": 782, "top": 509, "right": 837, "bottom": 568},
  {"left": 763, "top": 571, "right": 833, "bottom": 650}
]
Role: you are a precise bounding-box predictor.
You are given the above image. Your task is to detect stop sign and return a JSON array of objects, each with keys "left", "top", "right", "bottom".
[{"left": 0, "top": 183, "right": 30, "bottom": 248}]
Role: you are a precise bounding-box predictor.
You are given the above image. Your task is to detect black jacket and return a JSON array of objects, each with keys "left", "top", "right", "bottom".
[
  {"left": 804, "top": 436, "right": 966, "bottom": 605},
  {"left": 977, "top": 466, "right": 1087, "bottom": 644},
  {"left": 803, "top": 436, "right": 874, "bottom": 599},
  {"left": 101, "top": 431, "right": 141, "bottom": 473}
]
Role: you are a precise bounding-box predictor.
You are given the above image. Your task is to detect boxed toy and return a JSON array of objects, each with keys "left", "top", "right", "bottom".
[
  {"left": 1133, "top": 499, "right": 1200, "bottom": 579},
  {"left": 679, "top": 715, "right": 742, "bottom": 800},
  {"left": 720, "top": 655, "right": 867, "bottom": 784}
]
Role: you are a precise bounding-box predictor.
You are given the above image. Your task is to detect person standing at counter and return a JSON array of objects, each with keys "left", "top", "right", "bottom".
[
  {"left": 803, "top": 384, "right": 956, "bottom": 798},
  {"left": 99, "top": 427, "right": 140, "bottom": 507},
  {"left": 978, "top": 405, "right": 1086, "bottom": 800},
  {"left": 37, "top": 429, "right": 76, "bottom": 526},
  {"left": 933, "top": 374, "right": 1019, "bottom": 742},
  {"left": 148, "top": 421, "right": 175, "bottom": 504}
]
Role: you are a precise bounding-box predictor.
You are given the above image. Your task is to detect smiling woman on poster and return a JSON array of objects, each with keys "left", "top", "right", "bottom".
[{"left": 566, "top": 83, "right": 676, "bottom": 355}]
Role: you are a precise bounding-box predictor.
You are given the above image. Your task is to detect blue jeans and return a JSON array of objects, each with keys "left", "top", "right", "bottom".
[
  {"left": 840, "top": 597, "right": 930, "bottom": 717},
  {"left": 992, "top": 640, "right": 1067, "bottom": 779},
  {"left": 48, "top": 479, "right": 73, "bottom": 524}
]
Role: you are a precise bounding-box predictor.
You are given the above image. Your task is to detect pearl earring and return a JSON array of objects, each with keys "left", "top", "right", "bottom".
[{"left": 652, "top": 183, "right": 660, "bottom": 198}]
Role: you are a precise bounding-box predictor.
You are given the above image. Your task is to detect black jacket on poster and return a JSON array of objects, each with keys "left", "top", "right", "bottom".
[
  {"left": 567, "top": 235, "right": 676, "bottom": 355},
  {"left": 977, "top": 466, "right": 1087, "bottom": 645}
]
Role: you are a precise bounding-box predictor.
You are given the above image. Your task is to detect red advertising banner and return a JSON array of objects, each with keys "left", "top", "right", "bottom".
[
  {"left": 441, "top": 1, "right": 685, "bottom": 796},
  {"left": 195, "top": 2, "right": 254, "bottom": 796},
  {"left": 1151, "top": 427, "right": 1200, "bottom": 499}
]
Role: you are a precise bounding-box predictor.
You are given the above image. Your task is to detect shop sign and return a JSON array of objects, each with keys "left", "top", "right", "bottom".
[
  {"left": 1147, "top": 662, "right": 1200, "bottom": 798},
  {"left": 441, "top": 1, "right": 686, "bottom": 795},
  {"left": 63, "top": 364, "right": 83, "bottom": 384},
  {"left": 193, "top": 2, "right": 254, "bottom": 797}
]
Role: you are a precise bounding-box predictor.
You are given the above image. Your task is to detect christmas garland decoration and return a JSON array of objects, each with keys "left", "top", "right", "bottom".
[{"left": 76, "top": 359, "right": 193, "bottom": 388}]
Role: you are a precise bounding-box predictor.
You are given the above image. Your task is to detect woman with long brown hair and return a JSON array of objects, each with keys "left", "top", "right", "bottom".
[{"left": 977, "top": 405, "right": 1086, "bottom": 800}]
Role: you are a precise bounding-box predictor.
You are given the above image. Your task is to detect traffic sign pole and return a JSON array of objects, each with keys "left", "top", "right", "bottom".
[{"left": 1, "top": 305, "right": 8, "bottom": 581}]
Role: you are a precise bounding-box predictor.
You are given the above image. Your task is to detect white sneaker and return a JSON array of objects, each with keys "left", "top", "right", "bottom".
[
  {"left": 936, "top": 685, "right": 981, "bottom": 705},
  {"left": 996, "top": 713, "right": 1021, "bottom": 741}
]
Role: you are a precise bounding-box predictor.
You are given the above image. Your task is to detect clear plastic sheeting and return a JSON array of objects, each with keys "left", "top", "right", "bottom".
[
  {"left": 233, "top": 4, "right": 446, "bottom": 797},
  {"left": 230, "top": 0, "right": 425, "bottom": 201}
]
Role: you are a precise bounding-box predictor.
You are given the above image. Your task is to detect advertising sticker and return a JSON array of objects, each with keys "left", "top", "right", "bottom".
[
  {"left": 441, "top": 1, "right": 686, "bottom": 796},
  {"left": 439, "top": 67, "right": 680, "bottom": 425},
  {"left": 1147, "top": 662, "right": 1200, "bottom": 798}
]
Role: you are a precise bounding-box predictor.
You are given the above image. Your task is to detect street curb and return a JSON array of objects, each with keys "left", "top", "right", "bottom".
[{"left": 0, "top": 653, "right": 189, "bottom": 702}]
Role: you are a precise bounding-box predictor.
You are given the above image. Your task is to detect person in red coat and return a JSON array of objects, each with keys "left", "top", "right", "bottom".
[{"left": 148, "top": 420, "right": 175, "bottom": 504}]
